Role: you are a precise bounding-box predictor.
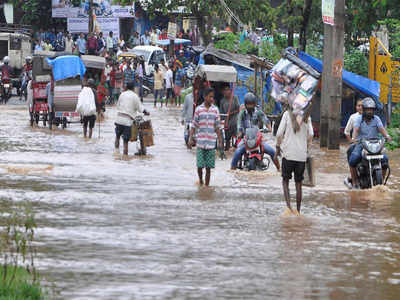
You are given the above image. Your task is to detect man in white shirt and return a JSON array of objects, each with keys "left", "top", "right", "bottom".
[
  {"left": 344, "top": 99, "right": 363, "bottom": 143},
  {"left": 344, "top": 99, "right": 363, "bottom": 188},
  {"left": 276, "top": 109, "right": 314, "bottom": 214},
  {"left": 107, "top": 31, "right": 114, "bottom": 55},
  {"left": 164, "top": 63, "right": 174, "bottom": 106},
  {"left": 115, "top": 81, "right": 150, "bottom": 156}
]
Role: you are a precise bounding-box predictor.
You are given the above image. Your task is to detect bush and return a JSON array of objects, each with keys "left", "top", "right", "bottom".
[
  {"left": 238, "top": 39, "right": 258, "bottom": 55},
  {"left": 0, "top": 266, "right": 44, "bottom": 300},
  {"left": 344, "top": 47, "right": 369, "bottom": 77},
  {"left": 214, "top": 33, "right": 239, "bottom": 53}
]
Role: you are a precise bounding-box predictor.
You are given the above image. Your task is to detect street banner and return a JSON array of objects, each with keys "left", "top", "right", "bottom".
[
  {"left": 68, "top": 17, "right": 120, "bottom": 37},
  {"left": 322, "top": 0, "right": 335, "bottom": 26},
  {"left": 168, "top": 22, "right": 177, "bottom": 40},
  {"left": 52, "top": 0, "right": 135, "bottom": 18}
]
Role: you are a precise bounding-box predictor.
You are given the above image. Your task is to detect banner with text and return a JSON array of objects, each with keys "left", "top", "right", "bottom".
[
  {"left": 68, "top": 18, "right": 120, "bottom": 37},
  {"left": 322, "top": 0, "right": 335, "bottom": 25},
  {"left": 52, "top": 0, "right": 135, "bottom": 18}
]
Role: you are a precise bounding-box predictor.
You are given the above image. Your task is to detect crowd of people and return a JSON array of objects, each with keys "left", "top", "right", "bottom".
[{"left": 32, "top": 27, "right": 198, "bottom": 57}]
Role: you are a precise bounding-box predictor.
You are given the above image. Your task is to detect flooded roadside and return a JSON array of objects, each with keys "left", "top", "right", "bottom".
[{"left": 0, "top": 100, "right": 400, "bottom": 299}]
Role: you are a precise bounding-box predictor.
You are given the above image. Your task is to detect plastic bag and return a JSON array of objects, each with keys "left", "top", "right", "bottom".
[{"left": 76, "top": 87, "right": 96, "bottom": 116}]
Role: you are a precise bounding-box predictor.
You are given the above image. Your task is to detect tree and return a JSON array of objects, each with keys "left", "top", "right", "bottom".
[{"left": 8, "top": 0, "right": 81, "bottom": 29}]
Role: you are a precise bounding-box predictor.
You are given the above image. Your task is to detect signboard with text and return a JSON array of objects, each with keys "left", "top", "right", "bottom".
[
  {"left": 322, "top": 0, "right": 335, "bottom": 25},
  {"left": 167, "top": 22, "right": 177, "bottom": 40},
  {"left": 67, "top": 18, "right": 120, "bottom": 37},
  {"left": 52, "top": 0, "right": 135, "bottom": 18}
]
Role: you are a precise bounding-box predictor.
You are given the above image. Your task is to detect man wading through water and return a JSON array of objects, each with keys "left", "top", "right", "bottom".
[
  {"left": 188, "top": 88, "right": 224, "bottom": 186},
  {"left": 275, "top": 108, "right": 313, "bottom": 214},
  {"left": 114, "top": 81, "right": 150, "bottom": 157}
]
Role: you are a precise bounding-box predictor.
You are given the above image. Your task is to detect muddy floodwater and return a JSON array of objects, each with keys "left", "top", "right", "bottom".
[{"left": 1, "top": 99, "right": 400, "bottom": 299}]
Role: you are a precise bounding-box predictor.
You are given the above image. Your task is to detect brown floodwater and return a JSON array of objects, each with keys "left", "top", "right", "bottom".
[{"left": 0, "top": 99, "right": 400, "bottom": 299}]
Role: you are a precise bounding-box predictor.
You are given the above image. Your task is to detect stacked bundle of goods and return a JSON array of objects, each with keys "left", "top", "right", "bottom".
[{"left": 270, "top": 49, "right": 320, "bottom": 125}]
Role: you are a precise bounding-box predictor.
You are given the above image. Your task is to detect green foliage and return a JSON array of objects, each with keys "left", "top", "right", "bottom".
[
  {"left": 386, "top": 107, "right": 400, "bottom": 150},
  {"left": 214, "top": 33, "right": 239, "bottom": 52},
  {"left": 259, "top": 40, "right": 282, "bottom": 64},
  {"left": 343, "top": 48, "right": 369, "bottom": 77},
  {"left": 0, "top": 202, "right": 41, "bottom": 296},
  {"left": 238, "top": 39, "right": 258, "bottom": 55},
  {"left": 385, "top": 128, "right": 400, "bottom": 151},
  {"left": 0, "top": 266, "right": 44, "bottom": 300}
]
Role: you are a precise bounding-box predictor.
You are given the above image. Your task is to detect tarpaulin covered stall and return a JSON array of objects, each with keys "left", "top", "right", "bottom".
[{"left": 297, "top": 51, "right": 384, "bottom": 127}]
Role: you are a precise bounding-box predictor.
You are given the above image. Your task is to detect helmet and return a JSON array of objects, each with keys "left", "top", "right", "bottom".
[
  {"left": 3, "top": 56, "right": 9, "bottom": 64},
  {"left": 244, "top": 92, "right": 257, "bottom": 105},
  {"left": 87, "top": 78, "right": 96, "bottom": 87},
  {"left": 362, "top": 97, "right": 376, "bottom": 110},
  {"left": 25, "top": 56, "right": 32, "bottom": 62}
]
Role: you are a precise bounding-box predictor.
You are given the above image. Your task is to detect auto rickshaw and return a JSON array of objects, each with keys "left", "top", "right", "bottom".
[
  {"left": 192, "top": 64, "right": 238, "bottom": 149},
  {"left": 47, "top": 55, "right": 86, "bottom": 129},
  {"left": 29, "top": 51, "right": 57, "bottom": 127}
]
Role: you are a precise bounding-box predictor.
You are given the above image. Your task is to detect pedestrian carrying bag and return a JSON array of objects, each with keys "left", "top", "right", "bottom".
[{"left": 130, "top": 124, "right": 138, "bottom": 142}]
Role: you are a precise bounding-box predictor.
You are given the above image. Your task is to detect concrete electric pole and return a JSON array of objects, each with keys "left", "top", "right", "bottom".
[{"left": 320, "top": 0, "right": 345, "bottom": 149}]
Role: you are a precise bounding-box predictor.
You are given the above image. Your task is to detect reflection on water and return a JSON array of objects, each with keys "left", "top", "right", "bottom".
[{"left": 0, "top": 102, "right": 400, "bottom": 299}]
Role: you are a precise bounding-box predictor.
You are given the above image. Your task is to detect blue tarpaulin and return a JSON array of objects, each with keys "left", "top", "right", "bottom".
[
  {"left": 156, "top": 39, "right": 192, "bottom": 46},
  {"left": 47, "top": 56, "right": 86, "bottom": 81},
  {"left": 298, "top": 51, "right": 382, "bottom": 109}
]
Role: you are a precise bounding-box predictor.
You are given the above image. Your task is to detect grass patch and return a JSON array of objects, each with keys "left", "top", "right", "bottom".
[{"left": 0, "top": 266, "right": 44, "bottom": 300}]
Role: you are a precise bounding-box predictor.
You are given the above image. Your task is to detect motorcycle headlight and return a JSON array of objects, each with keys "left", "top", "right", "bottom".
[{"left": 247, "top": 139, "right": 256, "bottom": 149}]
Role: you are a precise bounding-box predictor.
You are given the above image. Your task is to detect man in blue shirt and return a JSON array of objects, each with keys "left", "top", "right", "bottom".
[
  {"left": 348, "top": 97, "right": 392, "bottom": 188},
  {"left": 76, "top": 33, "right": 87, "bottom": 56},
  {"left": 231, "top": 92, "right": 280, "bottom": 171}
]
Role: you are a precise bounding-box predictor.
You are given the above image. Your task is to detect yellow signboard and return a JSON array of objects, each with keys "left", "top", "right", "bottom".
[{"left": 368, "top": 36, "right": 400, "bottom": 103}]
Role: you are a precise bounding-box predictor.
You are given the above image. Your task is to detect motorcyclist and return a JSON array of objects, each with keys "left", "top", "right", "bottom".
[
  {"left": 23, "top": 56, "right": 33, "bottom": 73},
  {"left": 231, "top": 92, "right": 280, "bottom": 171},
  {"left": 348, "top": 97, "right": 392, "bottom": 188},
  {"left": 1, "top": 56, "right": 13, "bottom": 81}
]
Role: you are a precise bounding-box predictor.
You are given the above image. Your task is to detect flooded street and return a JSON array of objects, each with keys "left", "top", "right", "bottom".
[{"left": 1, "top": 99, "right": 400, "bottom": 299}]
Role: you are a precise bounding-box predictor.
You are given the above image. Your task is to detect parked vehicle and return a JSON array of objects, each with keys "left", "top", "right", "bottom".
[
  {"left": 193, "top": 64, "right": 238, "bottom": 150},
  {"left": 29, "top": 52, "right": 56, "bottom": 126},
  {"left": 236, "top": 127, "right": 270, "bottom": 171},
  {"left": 353, "top": 138, "right": 390, "bottom": 189},
  {"left": 130, "top": 46, "right": 166, "bottom": 76}
]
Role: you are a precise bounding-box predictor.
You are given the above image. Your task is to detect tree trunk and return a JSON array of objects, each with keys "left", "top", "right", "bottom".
[
  {"left": 287, "top": 0, "right": 294, "bottom": 47},
  {"left": 197, "top": 15, "right": 209, "bottom": 46},
  {"left": 299, "top": 0, "right": 313, "bottom": 51}
]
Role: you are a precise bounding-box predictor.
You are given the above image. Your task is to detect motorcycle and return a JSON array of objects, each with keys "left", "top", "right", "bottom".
[
  {"left": 352, "top": 138, "right": 390, "bottom": 189},
  {"left": 184, "top": 62, "right": 196, "bottom": 85},
  {"left": 237, "top": 127, "right": 270, "bottom": 171},
  {"left": 0, "top": 75, "right": 12, "bottom": 104}
]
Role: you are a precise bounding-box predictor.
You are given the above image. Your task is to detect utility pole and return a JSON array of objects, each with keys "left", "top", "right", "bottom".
[
  {"left": 88, "top": 0, "right": 94, "bottom": 33},
  {"left": 168, "top": 17, "right": 176, "bottom": 59},
  {"left": 320, "top": 0, "right": 345, "bottom": 149}
]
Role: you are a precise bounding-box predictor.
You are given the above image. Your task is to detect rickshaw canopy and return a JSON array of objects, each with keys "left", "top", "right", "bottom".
[
  {"left": 118, "top": 52, "right": 138, "bottom": 62},
  {"left": 47, "top": 55, "right": 86, "bottom": 81},
  {"left": 156, "top": 39, "right": 192, "bottom": 46},
  {"left": 195, "top": 64, "right": 237, "bottom": 83},
  {"left": 81, "top": 55, "right": 106, "bottom": 69}
]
